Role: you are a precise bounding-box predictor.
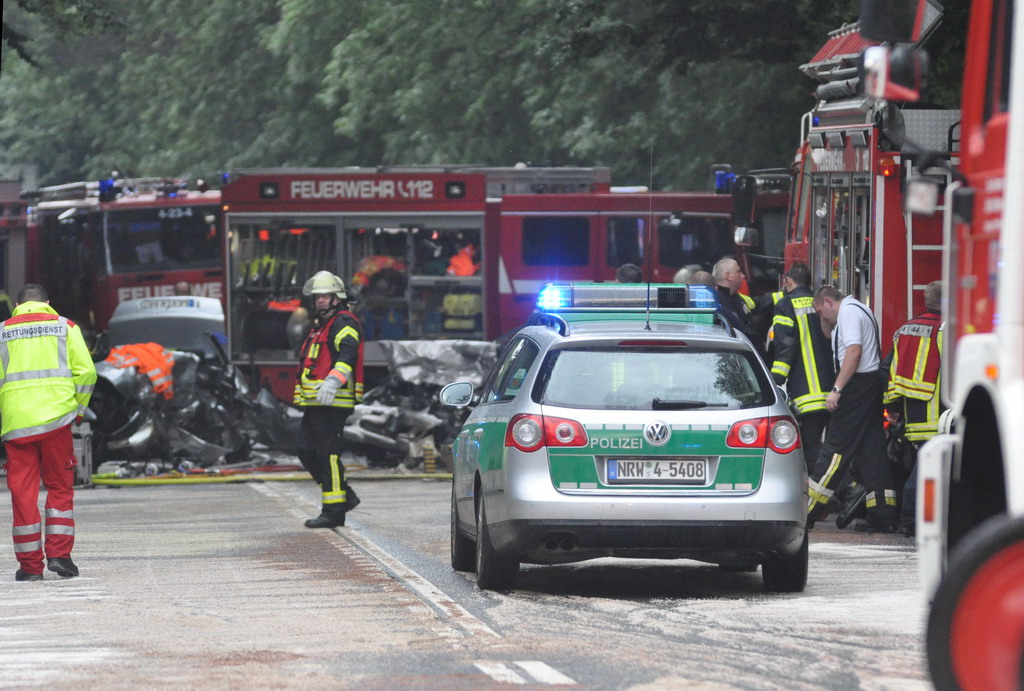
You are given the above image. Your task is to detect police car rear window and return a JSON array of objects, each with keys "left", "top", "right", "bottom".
[{"left": 536, "top": 346, "right": 772, "bottom": 410}]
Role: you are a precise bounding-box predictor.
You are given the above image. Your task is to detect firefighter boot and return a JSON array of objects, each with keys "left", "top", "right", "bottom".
[
  {"left": 835, "top": 483, "right": 869, "bottom": 529},
  {"left": 345, "top": 482, "right": 361, "bottom": 512},
  {"left": 15, "top": 569, "right": 43, "bottom": 582},
  {"left": 47, "top": 557, "right": 79, "bottom": 578},
  {"left": 304, "top": 512, "right": 345, "bottom": 529}
]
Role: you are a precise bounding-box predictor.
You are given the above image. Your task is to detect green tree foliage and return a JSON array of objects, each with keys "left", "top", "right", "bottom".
[
  {"left": 3, "top": 0, "right": 120, "bottom": 66},
  {"left": 0, "top": 0, "right": 964, "bottom": 189}
]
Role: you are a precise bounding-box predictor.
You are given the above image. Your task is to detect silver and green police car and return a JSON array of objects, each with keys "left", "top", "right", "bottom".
[{"left": 440, "top": 283, "right": 808, "bottom": 592}]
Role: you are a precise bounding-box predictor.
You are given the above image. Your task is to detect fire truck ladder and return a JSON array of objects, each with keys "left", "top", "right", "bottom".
[
  {"left": 903, "top": 164, "right": 957, "bottom": 318},
  {"left": 903, "top": 120, "right": 961, "bottom": 318}
]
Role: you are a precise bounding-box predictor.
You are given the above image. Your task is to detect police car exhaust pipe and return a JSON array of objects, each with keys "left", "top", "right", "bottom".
[{"left": 541, "top": 535, "right": 578, "bottom": 552}]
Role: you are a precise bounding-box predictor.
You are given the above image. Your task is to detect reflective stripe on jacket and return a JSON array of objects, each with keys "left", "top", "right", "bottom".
[
  {"left": 885, "top": 310, "right": 942, "bottom": 402},
  {"left": 294, "top": 310, "right": 364, "bottom": 408},
  {"left": 0, "top": 301, "right": 97, "bottom": 441},
  {"left": 885, "top": 311, "right": 943, "bottom": 440},
  {"left": 106, "top": 343, "right": 175, "bottom": 399},
  {"left": 770, "top": 287, "right": 834, "bottom": 414}
]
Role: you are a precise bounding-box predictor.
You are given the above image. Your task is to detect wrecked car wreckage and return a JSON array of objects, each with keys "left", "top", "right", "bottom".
[{"left": 86, "top": 296, "right": 496, "bottom": 478}]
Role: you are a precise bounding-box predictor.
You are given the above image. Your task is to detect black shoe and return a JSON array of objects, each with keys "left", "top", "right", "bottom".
[
  {"left": 304, "top": 513, "right": 345, "bottom": 529},
  {"left": 898, "top": 523, "right": 916, "bottom": 538},
  {"left": 47, "top": 557, "right": 79, "bottom": 578},
  {"left": 852, "top": 518, "right": 897, "bottom": 534},
  {"left": 346, "top": 493, "right": 361, "bottom": 511},
  {"left": 835, "top": 485, "right": 869, "bottom": 529},
  {"left": 15, "top": 569, "right": 43, "bottom": 582}
]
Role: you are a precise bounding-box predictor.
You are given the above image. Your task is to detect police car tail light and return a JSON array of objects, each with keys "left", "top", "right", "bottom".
[
  {"left": 768, "top": 418, "right": 800, "bottom": 453},
  {"left": 726, "top": 417, "right": 801, "bottom": 454},
  {"left": 505, "top": 413, "right": 588, "bottom": 452},
  {"left": 543, "top": 416, "right": 588, "bottom": 447},
  {"left": 507, "top": 414, "right": 544, "bottom": 452}
]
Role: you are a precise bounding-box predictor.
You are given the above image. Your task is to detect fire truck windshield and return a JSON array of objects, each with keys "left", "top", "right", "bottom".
[
  {"left": 657, "top": 215, "right": 733, "bottom": 271},
  {"left": 103, "top": 206, "right": 222, "bottom": 274}
]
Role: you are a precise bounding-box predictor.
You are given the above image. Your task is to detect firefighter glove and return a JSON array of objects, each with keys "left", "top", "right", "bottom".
[{"left": 315, "top": 374, "right": 343, "bottom": 405}]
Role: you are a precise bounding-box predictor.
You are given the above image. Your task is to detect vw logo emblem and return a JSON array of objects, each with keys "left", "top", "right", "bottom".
[{"left": 643, "top": 420, "right": 671, "bottom": 446}]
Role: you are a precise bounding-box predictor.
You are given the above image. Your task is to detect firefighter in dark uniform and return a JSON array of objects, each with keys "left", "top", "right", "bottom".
[
  {"left": 295, "top": 271, "right": 363, "bottom": 528},
  {"left": 808, "top": 285, "right": 898, "bottom": 532},
  {"left": 712, "top": 256, "right": 762, "bottom": 356},
  {"left": 770, "top": 263, "right": 834, "bottom": 473},
  {"left": 884, "top": 280, "right": 944, "bottom": 536}
]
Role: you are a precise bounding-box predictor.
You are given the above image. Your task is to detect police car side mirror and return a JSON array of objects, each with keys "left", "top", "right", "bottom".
[{"left": 439, "top": 381, "right": 477, "bottom": 408}]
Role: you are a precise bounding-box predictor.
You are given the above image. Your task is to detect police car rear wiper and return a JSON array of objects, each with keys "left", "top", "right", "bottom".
[{"left": 652, "top": 398, "right": 708, "bottom": 410}]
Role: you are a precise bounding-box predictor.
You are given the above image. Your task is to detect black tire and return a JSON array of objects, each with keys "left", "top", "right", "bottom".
[
  {"left": 762, "top": 529, "right": 809, "bottom": 593},
  {"left": 475, "top": 499, "right": 519, "bottom": 591},
  {"left": 927, "top": 514, "right": 1024, "bottom": 691},
  {"left": 451, "top": 483, "right": 475, "bottom": 572}
]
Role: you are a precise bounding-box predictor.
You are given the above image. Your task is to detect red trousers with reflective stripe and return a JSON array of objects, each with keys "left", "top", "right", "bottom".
[{"left": 4, "top": 424, "right": 76, "bottom": 574}]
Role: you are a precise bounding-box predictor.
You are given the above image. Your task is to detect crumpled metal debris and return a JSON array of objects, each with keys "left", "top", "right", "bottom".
[
  {"left": 348, "top": 340, "right": 498, "bottom": 468},
  {"left": 373, "top": 339, "right": 498, "bottom": 388}
]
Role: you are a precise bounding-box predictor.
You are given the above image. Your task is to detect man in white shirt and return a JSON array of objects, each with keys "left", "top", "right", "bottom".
[{"left": 806, "top": 285, "right": 898, "bottom": 532}]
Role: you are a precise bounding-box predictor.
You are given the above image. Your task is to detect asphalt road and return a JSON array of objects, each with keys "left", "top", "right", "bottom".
[{"left": 0, "top": 473, "right": 929, "bottom": 689}]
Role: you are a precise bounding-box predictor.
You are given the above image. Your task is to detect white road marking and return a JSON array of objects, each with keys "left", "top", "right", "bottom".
[
  {"left": 475, "top": 661, "right": 578, "bottom": 685},
  {"left": 476, "top": 662, "right": 527, "bottom": 684},
  {"left": 515, "top": 660, "right": 578, "bottom": 685},
  {"left": 252, "top": 483, "right": 500, "bottom": 640}
]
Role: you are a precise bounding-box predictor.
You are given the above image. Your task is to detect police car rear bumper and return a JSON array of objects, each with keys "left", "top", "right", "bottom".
[{"left": 490, "top": 518, "right": 806, "bottom": 564}]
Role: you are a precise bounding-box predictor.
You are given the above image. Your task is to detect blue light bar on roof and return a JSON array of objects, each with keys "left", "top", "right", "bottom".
[
  {"left": 535, "top": 283, "right": 719, "bottom": 312},
  {"left": 686, "top": 284, "right": 718, "bottom": 309},
  {"left": 537, "top": 284, "right": 571, "bottom": 310}
]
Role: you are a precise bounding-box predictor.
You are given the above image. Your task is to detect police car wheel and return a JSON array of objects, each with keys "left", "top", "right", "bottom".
[
  {"left": 451, "top": 484, "right": 475, "bottom": 572},
  {"left": 761, "top": 529, "right": 808, "bottom": 593},
  {"left": 475, "top": 498, "right": 518, "bottom": 591},
  {"left": 926, "top": 514, "right": 1024, "bottom": 691}
]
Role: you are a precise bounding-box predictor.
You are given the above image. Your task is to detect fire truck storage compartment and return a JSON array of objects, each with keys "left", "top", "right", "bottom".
[
  {"left": 226, "top": 213, "right": 485, "bottom": 362},
  {"left": 344, "top": 215, "right": 483, "bottom": 340}
]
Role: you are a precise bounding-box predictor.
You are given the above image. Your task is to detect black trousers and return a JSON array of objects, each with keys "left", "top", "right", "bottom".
[
  {"left": 808, "top": 371, "right": 897, "bottom": 527},
  {"left": 798, "top": 410, "right": 829, "bottom": 475},
  {"left": 297, "top": 406, "right": 356, "bottom": 518}
]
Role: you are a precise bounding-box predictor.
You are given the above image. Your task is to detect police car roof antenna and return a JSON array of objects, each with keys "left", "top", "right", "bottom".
[{"left": 644, "top": 145, "right": 654, "bottom": 331}]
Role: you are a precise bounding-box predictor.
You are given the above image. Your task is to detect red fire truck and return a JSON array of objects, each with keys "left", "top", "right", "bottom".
[
  {"left": 862, "top": 0, "right": 1024, "bottom": 687},
  {"left": 785, "top": 10, "right": 959, "bottom": 341},
  {"left": 220, "top": 166, "right": 788, "bottom": 400},
  {"left": 25, "top": 177, "right": 224, "bottom": 336}
]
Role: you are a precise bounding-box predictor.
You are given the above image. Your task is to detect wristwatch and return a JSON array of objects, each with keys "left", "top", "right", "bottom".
[{"left": 831, "top": 385, "right": 842, "bottom": 394}]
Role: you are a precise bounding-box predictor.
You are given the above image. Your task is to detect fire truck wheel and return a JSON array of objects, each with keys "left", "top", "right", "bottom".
[{"left": 927, "top": 514, "right": 1024, "bottom": 690}]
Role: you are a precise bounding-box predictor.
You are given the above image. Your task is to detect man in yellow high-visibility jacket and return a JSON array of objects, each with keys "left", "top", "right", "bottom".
[{"left": 0, "top": 284, "right": 96, "bottom": 581}]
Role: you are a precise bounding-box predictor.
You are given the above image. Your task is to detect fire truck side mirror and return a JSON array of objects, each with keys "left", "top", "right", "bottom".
[
  {"left": 734, "top": 226, "right": 759, "bottom": 248},
  {"left": 861, "top": 46, "right": 927, "bottom": 103},
  {"left": 860, "top": 0, "right": 925, "bottom": 43},
  {"left": 905, "top": 176, "right": 942, "bottom": 216}
]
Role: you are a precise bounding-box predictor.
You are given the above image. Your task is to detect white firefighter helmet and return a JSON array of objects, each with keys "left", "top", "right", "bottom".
[{"left": 302, "top": 270, "right": 347, "bottom": 299}]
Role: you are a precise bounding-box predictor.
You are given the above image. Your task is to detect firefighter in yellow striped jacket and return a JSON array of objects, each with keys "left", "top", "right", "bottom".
[
  {"left": 294, "top": 271, "right": 364, "bottom": 529},
  {"left": 883, "top": 280, "right": 944, "bottom": 536},
  {"left": 884, "top": 281, "right": 944, "bottom": 441},
  {"left": 770, "top": 263, "right": 834, "bottom": 472},
  {"left": 0, "top": 283, "right": 96, "bottom": 581}
]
